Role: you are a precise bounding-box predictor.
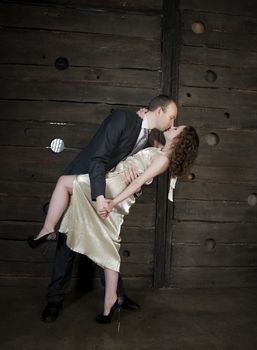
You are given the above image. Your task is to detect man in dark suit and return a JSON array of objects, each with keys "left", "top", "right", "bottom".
[{"left": 42, "top": 95, "right": 177, "bottom": 322}]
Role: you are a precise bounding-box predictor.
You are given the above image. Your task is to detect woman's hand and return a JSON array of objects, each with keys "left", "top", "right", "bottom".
[
  {"left": 99, "top": 199, "right": 114, "bottom": 219},
  {"left": 136, "top": 108, "right": 148, "bottom": 119},
  {"left": 106, "top": 199, "right": 114, "bottom": 213}
]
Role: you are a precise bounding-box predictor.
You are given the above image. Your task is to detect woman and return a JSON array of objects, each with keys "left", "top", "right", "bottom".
[{"left": 28, "top": 125, "right": 199, "bottom": 323}]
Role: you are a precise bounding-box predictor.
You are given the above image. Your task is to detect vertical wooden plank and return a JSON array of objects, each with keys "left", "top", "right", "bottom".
[{"left": 153, "top": 0, "right": 180, "bottom": 288}]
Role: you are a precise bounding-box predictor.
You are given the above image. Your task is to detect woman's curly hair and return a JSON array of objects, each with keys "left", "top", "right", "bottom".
[{"left": 168, "top": 126, "right": 199, "bottom": 178}]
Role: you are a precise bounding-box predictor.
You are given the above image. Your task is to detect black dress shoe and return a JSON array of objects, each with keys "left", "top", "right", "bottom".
[
  {"left": 122, "top": 295, "right": 140, "bottom": 311},
  {"left": 41, "top": 302, "right": 62, "bottom": 323}
]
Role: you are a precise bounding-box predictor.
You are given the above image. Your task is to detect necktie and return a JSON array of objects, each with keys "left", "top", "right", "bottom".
[{"left": 130, "top": 128, "right": 149, "bottom": 156}]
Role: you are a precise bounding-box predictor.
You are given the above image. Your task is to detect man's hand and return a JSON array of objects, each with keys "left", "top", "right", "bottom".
[
  {"left": 136, "top": 108, "right": 148, "bottom": 119},
  {"left": 124, "top": 166, "right": 142, "bottom": 194},
  {"left": 96, "top": 195, "right": 109, "bottom": 219},
  {"left": 124, "top": 166, "right": 139, "bottom": 185}
]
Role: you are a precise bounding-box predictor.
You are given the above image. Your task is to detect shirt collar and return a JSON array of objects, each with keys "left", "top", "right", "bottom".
[{"left": 141, "top": 117, "right": 149, "bottom": 129}]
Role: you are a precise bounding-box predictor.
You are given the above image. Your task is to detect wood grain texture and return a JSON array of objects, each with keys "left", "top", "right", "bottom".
[
  {"left": 171, "top": 267, "right": 257, "bottom": 288},
  {"left": 0, "top": 220, "right": 155, "bottom": 242},
  {"left": 2, "top": 0, "right": 162, "bottom": 12},
  {"left": 0, "top": 240, "right": 153, "bottom": 277},
  {"left": 179, "top": 106, "right": 257, "bottom": 130},
  {"left": 172, "top": 222, "right": 257, "bottom": 244},
  {"left": 172, "top": 244, "right": 257, "bottom": 267},
  {"left": 0, "top": 28, "right": 160, "bottom": 69},
  {"left": 0, "top": 100, "right": 143, "bottom": 123},
  {"left": 194, "top": 128, "right": 257, "bottom": 168},
  {"left": 182, "top": 10, "right": 257, "bottom": 35},
  {"left": 182, "top": 30, "right": 257, "bottom": 52},
  {"left": 191, "top": 165, "right": 257, "bottom": 184},
  {"left": 181, "top": 46, "right": 257, "bottom": 69},
  {"left": 175, "top": 181, "right": 257, "bottom": 202},
  {"left": 179, "top": 86, "right": 257, "bottom": 109},
  {"left": 0, "top": 3, "right": 161, "bottom": 39},
  {"left": 174, "top": 199, "right": 257, "bottom": 222},
  {"left": 0, "top": 120, "right": 97, "bottom": 148},
  {"left": 180, "top": 0, "right": 257, "bottom": 16},
  {"left": 0, "top": 64, "right": 160, "bottom": 89},
  {"left": 180, "top": 63, "right": 257, "bottom": 91},
  {"left": 0, "top": 78, "right": 159, "bottom": 105},
  {"left": 0, "top": 146, "right": 74, "bottom": 182}
]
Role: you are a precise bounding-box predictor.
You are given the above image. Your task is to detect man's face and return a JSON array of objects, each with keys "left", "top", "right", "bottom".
[{"left": 156, "top": 102, "right": 177, "bottom": 132}]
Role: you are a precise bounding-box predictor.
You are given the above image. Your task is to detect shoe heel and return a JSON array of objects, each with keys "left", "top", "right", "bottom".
[{"left": 117, "top": 306, "right": 121, "bottom": 333}]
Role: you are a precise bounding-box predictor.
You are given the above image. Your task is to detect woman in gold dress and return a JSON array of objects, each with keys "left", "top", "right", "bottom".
[{"left": 28, "top": 125, "right": 199, "bottom": 323}]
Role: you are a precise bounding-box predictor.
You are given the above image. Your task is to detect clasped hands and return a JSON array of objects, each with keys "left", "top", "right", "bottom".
[
  {"left": 96, "top": 166, "right": 140, "bottom": 219},
  {"left": 96, "top": 196, "right": 113, "bottom": 219}
]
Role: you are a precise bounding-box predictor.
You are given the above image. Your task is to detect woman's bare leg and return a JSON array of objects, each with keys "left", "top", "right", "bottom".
[
  {"left": 34, "top": 175, "right": 76, "bottom": 240},
  {"left": 103, "top": 268, "right": 119, "bottom": 315}
]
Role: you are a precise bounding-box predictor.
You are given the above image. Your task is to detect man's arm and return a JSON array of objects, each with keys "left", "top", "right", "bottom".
[{"left": 89, "top": 110, "right": 125, "bottom": 202}]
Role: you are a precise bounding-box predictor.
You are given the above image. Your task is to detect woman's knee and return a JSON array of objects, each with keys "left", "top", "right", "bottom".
[
  {"left": 57, "top": 175, "right": 66, "bottom": 186},
  {"left": 59, "top": 175, "right": 75, "bottom": 194}
]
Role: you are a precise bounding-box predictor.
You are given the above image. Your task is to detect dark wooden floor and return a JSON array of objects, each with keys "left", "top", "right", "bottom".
[{"left": 2, "top": 286, "right": 257, "bottom": 349}]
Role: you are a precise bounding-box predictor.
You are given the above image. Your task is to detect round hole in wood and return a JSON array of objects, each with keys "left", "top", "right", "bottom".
[
  {"left": 191, "top": 21, "right": 205, "bottom": 34},
  {"left": 55, "top": 57, "right": 69, "bottom": 70},
  {"left": 205, "top": 70, "right": 217, "bottom": 83},
  {"left": 24, "top": 127, "right": 32, "bottom": 136},
  {"left": 205, "top": 238, "right": 216, "bottom": 251},
  {"left": 122, "top": 250, "right": 130, "bottom": 257},
  {"left": 224, "top": 112, "right": 230, "bottom": 119},
  {"left": 248, "top": 193, "right": 257, "bottom": 206},
  {"left": 205, "top": 132, "right": 220, "bottom": 146},
  {"left": 187, "top": 92, "right": 191, "bottom": 98},
  {"left": 188, "top": 173, "right": 195, "bottom": 180},
  {"left": 50, "top": 138, "right": 65, "bottom": 153}
]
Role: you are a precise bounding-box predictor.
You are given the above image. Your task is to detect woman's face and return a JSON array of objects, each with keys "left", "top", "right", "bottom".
[{"left": 163, "top": 125, "right": 186, "bottom": 143}]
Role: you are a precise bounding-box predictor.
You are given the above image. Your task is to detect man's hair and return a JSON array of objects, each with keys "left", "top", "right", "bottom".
[{"left": 148, "top": 94, "right": 176, "bottom": 112}]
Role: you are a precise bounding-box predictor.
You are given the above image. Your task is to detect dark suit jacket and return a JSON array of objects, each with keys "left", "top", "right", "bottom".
[{"left": 63, "top": 109, "right": 143, "bottom": 200}]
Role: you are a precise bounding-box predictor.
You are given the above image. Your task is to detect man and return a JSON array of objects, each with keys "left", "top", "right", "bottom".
[{"left": 42, "top": 94, "right": 177, "bottom": 322}]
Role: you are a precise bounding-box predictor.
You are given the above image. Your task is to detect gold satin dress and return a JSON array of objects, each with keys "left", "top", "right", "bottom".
[{"left": 59, "top": 147, "right": 160, "bottom": 272}]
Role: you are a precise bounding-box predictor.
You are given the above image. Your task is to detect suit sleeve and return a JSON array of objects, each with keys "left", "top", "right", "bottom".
[{"left": 89, "top": 110, "right": 125, "bottom": 201}]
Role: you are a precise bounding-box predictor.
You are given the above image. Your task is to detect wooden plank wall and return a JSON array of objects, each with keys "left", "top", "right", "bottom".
[
  {"left": 0, "top": 0, "right": 162, "bottom": 288},
  {"left": 170, "top": 0, "right": 257, "bottom": 287}
]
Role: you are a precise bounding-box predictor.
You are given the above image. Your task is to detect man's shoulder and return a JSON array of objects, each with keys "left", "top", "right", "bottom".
[
  {"left": 110, "top": 108, "right": 139, "bottom": 124},
  {"left": 110, "top": 108, "right": 137, "bottom": 118}
]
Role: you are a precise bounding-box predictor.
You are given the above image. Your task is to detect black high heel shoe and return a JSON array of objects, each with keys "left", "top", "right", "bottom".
[
  {"left": 96, "top": 298, "right": 122, "bottom": 324},
  {"left": 27, "top": 232, "right": 56, "bottom": 249}
]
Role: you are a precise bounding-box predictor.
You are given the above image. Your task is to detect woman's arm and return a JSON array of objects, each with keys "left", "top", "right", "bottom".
[{"left": 112, "top": 154, "right": 169, "bottom": 207}]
